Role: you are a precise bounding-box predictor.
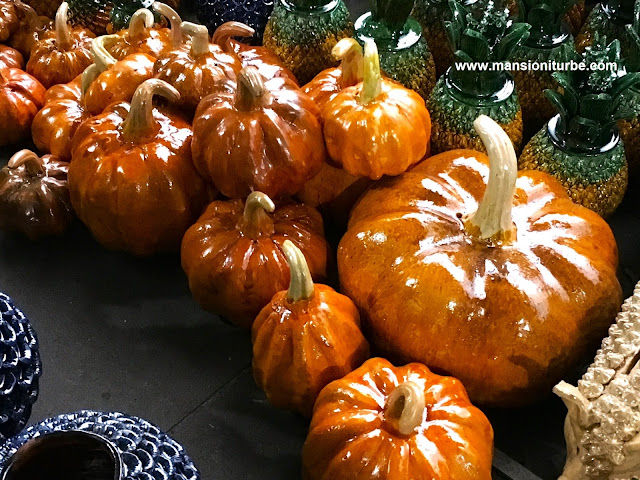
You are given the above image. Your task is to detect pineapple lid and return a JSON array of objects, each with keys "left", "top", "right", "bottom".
[
  {"left": 355, "top": 0, "right": 423, "bottom": 51},
  {"left": 516, "top": 0, "right": 578, "bottom": 41},
  {"left": 623, "top": 0, "right": 640, "bottom": 72},
  {"left": 603, "top": 0, "right": 636, "bottom": 25}
]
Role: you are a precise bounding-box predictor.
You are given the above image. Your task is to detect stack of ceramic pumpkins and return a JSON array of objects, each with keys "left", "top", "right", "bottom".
[{"left": 0, "top": 0, "right": 632, "bottom": 477}]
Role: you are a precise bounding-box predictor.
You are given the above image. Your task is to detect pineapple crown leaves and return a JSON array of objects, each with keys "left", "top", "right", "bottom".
[
  {"left": 369, "top": 0, "right": 415, "bottom": 32},
  {"left": 516, "top": 0, "right": 578, "bottom": 37},
  {"left": 445, "top": 0, "right": 530, "bottom": 63},
  {"left": 623, "top": 0, "right": 640, "bottom": 72}
]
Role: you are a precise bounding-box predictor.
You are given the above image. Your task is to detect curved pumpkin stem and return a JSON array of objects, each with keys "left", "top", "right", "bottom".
[
  {"left": 236, "top": 67, "right": 269, "bottom": 111},
  {"left": 128, "top": 9, "right": 154, "bottom": 42},
  {"left": 464, "top": 115, "right": 517, "bottom": 244},
  {"left": 211, "top": 21, "right": 255, "bottom": 54},
  {"left": 241, "top": 191, "right": 276, "bottom": 239},
  {"left": 55, "top": 2, "right": 73, "bottom": 51},
  {"left": 384, "top": 381, "right": 426, "bottom": 436},
  {"left": 122, "top": 79, "right": 180, "bottom": 140},
  {"left": 359, "top": 39, "right": 382, "bottom": 105},
  {"left": 91, "top": 35, "right": 118, "bottom": 73},
  {"left": 81, "top": 63, "right": 101, "bottom": 98},
  {"left": 283, "top": 240, "right": 314, "bottom": 302},
  {"left": 333, "top": 38, "right": 364, "bottom": 89},
  {"left": 152, "top": 2, "right": 183, "bottom": 48},
  {"left": 182, "top": 22, "right": 210, "bottom": 57},
  {"left": 8, "top": 150, "right": 46, "bottom": 177}
]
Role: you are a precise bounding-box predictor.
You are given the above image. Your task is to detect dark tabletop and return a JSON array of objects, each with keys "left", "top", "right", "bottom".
[{"left": 1, "top": 1, "right": 639, "bottom": 479}]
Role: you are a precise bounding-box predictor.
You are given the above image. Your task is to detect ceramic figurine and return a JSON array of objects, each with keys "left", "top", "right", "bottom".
[
  {"left": 66, "top": 0, "right": 112, "bottom": 35},
  {"left": 575, "top": 0, "right": 635, "bottom": 52}
]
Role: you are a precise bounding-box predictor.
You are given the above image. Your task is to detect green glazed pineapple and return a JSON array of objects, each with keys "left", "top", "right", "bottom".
[
  {"left": 354, "top": 0, "right": 436, "bottom": 99},
  {"left": 519, "top": 35, "right": 640, "bottom": 217},
  {"left": 575, "top": 0, "right": 635, "bottom": 52},
  {"left": 427, "top": 0, "right": 530, "bottom": 154},
  {"left": 510, "top": 0, "right": 578, "bottom": 139},
  {"left": 263, "top": 0, "right": 353, "bottom": 84}
]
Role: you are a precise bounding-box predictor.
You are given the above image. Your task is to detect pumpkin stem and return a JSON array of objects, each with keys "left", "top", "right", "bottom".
[
  {"left": 240, "top": 191, "right": 276, "bottom": 239},
  {"left": 236, "top": 67, "right": 270, "bottom": 111},
  {"left": 91, "top": 35, "right": 118, "bottom": 73},
  {"left": 55, "top": 2, "right": 73, "bottom": 51},
  {"left": 122, "top": 79, "right": 180, "bottom": 140},
  {"left": 464, "top": 115, "right": 517, "bottom": 244},
  {"left": 81, "top": 64, "right": 101, "bottom": 98},
  {"left": 359, "top": 39, "right": 382, "bottom": 105},
  {"left": 384, "top": 381, "right": 426, "bottom": 436},
  {"left": 128, "top": 9, "right": 154, "bottom": 42},
  {"left": 152, "top": 2, "right": 183, "bottom": 48},
  {"left": 8, "top": 150, "right": 46, "bottom": 177},
  {"left": 333, "top": 38, "right": 364, "bottom": 89},
  {"left": 211, "top": 21, "right": 255, "bottom": 54},
  {"left": 283, "top": 240, "right": 314, "bottom": 302},
  {"left": 182, "top": 21, "right": 211, "bottom": 58}
]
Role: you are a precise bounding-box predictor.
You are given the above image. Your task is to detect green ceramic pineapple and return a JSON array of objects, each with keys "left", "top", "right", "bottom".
[
  {"left": 354, "top": 0, "right": 436, "bottom": 99},
  {"left": 575, "top": 0, "right": 635, "bottom": 52},
  {"left": 519, "top": 35, "right": 640, "bottom": 217},
  {"left": 427, "top": 0, "right": 530, "bottom": 154}
]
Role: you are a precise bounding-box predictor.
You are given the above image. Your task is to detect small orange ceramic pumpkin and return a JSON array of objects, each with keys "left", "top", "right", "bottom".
[
  {"left": 83, "top": 35, "right": 155, "bottom": 116},
  {"left": 302, "top": 357, "right": 494, "bottom": 480},
  {"left": 323, "top": 39, "right": 431, "bottom": 179},
  {"left": 338, "top": 115, "right": 623, "bottom": 406},
  {"left": 69, "top": 79, "right": 209, "bottom": 255},
  {"left": 26, "top": 2, "right": 94, "bottom": 88},
  {"left": 252, "top": 240, "right": 369, "bottom": 417},
  {"left": 32, "top": 64, "right": 99, "bottom": 160},
  {"left": 153, "top": 21, "right": 240, "bottom": 113},
  {"left": 105, "top": 7, "right": 174, "bottom": 61},
  {"left": 211, "top": 21, "right": 297, "bottom": 85},
  {"left": 0, "top": 67, "right": 46, "bottom": 146},
  {"left": 0, "top": 0, "right": 18, "bottom": 42},
  {"left": 0, "top": 45, "right": 24, "bottom": 70},
  {"left": 0, "top": 149, "right": 73, "bottom": 240},
  {"left": 22, "top": 0, "right": 62, "bottom": 19},
  {"left": 181, "top": 191, "right": 329, "bottom": 329},
  {"left": 9, "top": 1, "right": 53, "bottom": 59},
  {"left": 192, "top": 66, "right": 325, "bottom": 199}
]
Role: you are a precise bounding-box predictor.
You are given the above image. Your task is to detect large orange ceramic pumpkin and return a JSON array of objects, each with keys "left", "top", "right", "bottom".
[
  {"left": 68, "top": 79, "right": 209, "bottom": 255},
  {"left": 0, "top": 45, "right": 24, "bottom": 70},
  {"left": 252, "top": 240, "right": 369, "bottom": 417},
  {"left": 338, "top": 115, "right": 623, "bottom": 407},
  {"left": 181, "top": 191, "right": 329, "bottom": 329},
  {"left": 0, "top": 67, "right": 46, "bottom": 146},
  {"left": 8, "top": 1, "right": 52, "bottom": 59},
  {"left": 302, "top": 357, "right": 494, "bottom": 480},
  {"left": 0, "top": 0, "right": 18, "bottom": 42}
]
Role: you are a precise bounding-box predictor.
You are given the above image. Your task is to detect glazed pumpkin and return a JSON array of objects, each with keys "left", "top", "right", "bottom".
[
  {"left": 323, "top": 39, "right": 431, "bottom": 180},
  {"left": 23, "top": 0, "right": 63, "bottom": 19},
  {"left": 302, "top": 357, "right": 494, "bottom": 480},
  {"left": 32, "top": 64, "right": 99, "bottom": 160},
  {"left": 84, "top": 35, "right": 155, "bottom": 116},
  {"left": 0, "top": 45, "right": 24, "bottom": 70},
  {"left": 211, "top": 21, "right": 297, "bottom": 85},
  {"left": 0, "top": 0, "right": 18, "bottom": 42},
  {"left": 337, "top": 115, "right": 623, "bottom": 407},
  {"left": 105, "top": 8, "right": 172, "bottom": 60},
  {"left": 0, "top": 68, "right": 46, "bottom": 146},
  {"left": 9, "top": 1, "right": 53, "bottom": 59},
  {"left": 68, "top": 79, "right": 209, "bottom": 256},
  {"left": 26, "top": 2, "right": 95, "bottom": 88},
  {"left": 192, "top": 66, "right": 325, "bottom": 199},
  {"left": 0, "top": 149, "right": 73, "bottom": 240},
  {"left": 252, "top": 240, "right": 369, "bottom": 417},
  {"left": 153, "top": 21, "right": 240, "bottom": 113},
  {"left": 181, "top": 191, "right": 329, "bottom": 329}
]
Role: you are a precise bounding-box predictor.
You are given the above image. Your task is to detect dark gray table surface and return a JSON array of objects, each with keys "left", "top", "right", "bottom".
[{"left": 1, "top": 1, "right": 639, "bottom": 479}]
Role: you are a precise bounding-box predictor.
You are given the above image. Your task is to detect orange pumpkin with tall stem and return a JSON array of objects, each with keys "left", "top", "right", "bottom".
[
  {"left": 302, "top": 358, "right": 494, "bottom": 480},
  {"left": 152, "top": 2, "right": 183, "bottom": 49},
  {"left": 32, "top": 64, "right": 99, "bottom": 160},
  {"left": 0, "top": 67, "right": 46, "bottom": 146},
  {"left": 69, "top": 79, "right": 209, "bottom": 256},
  {"left": 0, "top": 45, "right": 24, "bottom": 70},
  {"left": 323, "top": 39, "right": 431, "bottom": 179},
  {"left": 26, "top": 2, "right": 94, "bottom": 88},
  {"left": 192, "top": 66, "right": 325, "bottom": 199},
  {"left": 252, "top": 240, "right": 369, "bottom": 417},
  {"left": 105, "top": 7, "right": 173, "bottom": 60},
  {"left": 9, "top": 1, "right": 53, "bottom": 59},
  {"left": 211, "top": 21, "right": 297, "bottom": 84},
  {"left": 181, "top": 191, "right": 329, "bottom": 329},
  {"left": 0, "top": 0, "right": 18, "bottom": 42}
]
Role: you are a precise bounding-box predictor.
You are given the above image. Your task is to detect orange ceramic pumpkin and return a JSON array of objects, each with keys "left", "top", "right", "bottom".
[
  {"left": 323, "top": 39, "right": 431, "bottom": 179},
  {"left": 32, "top": 64, "right": 99, "bottom": 160},
  {"left": 181, "top": 191, "right": 329, "bottom": 329},
  {"left": 26, "top": 2, "right": 94, "bottom": 88},
  {"left": 83, "top": 35, "right": 155, "bottom": 116},
  {"left": 192, "top": 66, "right": 325, "bottom": 199},
  {"left": 153, "top": 21, "right": 240, "bottom": 113},
  {"left": 302, "top": 357, "right": 494, "bottom": 480},
  {"left": 9, "top": 1, "right": 53, "bottom": 59},
  {"left": 211, "top": 21, "right": 297, "bottom": 84},
  {"left": 0, "top": 67, "right": 46, "bottom": 146},
  {"left": 0, "top": 45, "right": 24, "bottom": 70},
  {"left": 0, "top": 0, "right": 18, "bottom": 42},
  {"left": 105, "top": 8, "right": 174, "bottom": 61},
  {"left": 0, "top": 149, "right": 73, "bottom": 240},
  {"left": 338, "top": 115, "right": 623, "bottom": 406},
  {"left": 252, "top": 240, "right": 369, "bottom": 417},
  {"left": 69, "top": 79, "right": 209, "bottom": 255}
]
